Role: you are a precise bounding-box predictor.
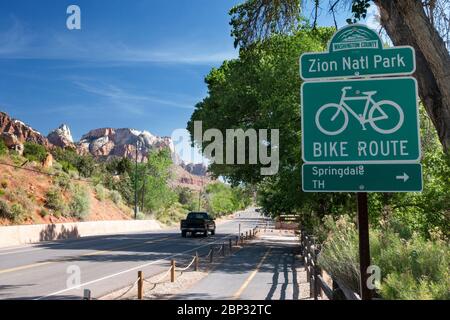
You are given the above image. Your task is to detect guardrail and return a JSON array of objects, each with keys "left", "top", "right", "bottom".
[
  {"left": 300, "top": 230, "right": 361, "bottom": 300},
  {"left": 84, "top": 227, "right": 260, "bottom": 300}
]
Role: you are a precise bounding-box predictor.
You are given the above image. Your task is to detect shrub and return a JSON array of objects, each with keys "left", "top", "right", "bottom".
[
  {"left": 54, "top": 172, "right": 73, "bottom": 191},
  {"left": 155, "top": 203, "right": 187, "bottom": 225},
  {"left": 10, "top": 152, "right": 25, "bottom": 166},
  {"left": 0, "top": 139, "right": 7, "bottom": 156},
  {"left": 76, "top": 155, "right": 96, "bottom": 178},
  {"left": 317, "top": 215, "right": 450, "bottom": 300},
  {"left": 23, "top": 142, "right": 47, "bottom": 163},
  {"left": 317, "top": 215, "right": 361, "bottom": 293},
  {"left": 39, "top": 209, "right": 49, "bottom": 218},
  {"left": 109, "top": 190, "right": 122, "bottom": 205},
  {"left": 0, "top": 200, "right": 12, "bottom": 219},
  {"left": 136, "top": 211, "right": 146, "bottom": 220},
  {"left": 95, "top": 184, "right": 108, "bottom": 201},
  {"left": 10, "top": 203, "right": 28, "bottom": 223},
  {"left": 45, "top": 188, "right": 67, "bottom": 216},
  {"left": 0, "top": 180, "right": 7, "bottom": 189},
  {"left": 68, "top": 186, "right": 90, "bottom": 220},
  {"left": 371, "top": 230, "right": 450, "bottom": 300},
  {"left": 5, "top": 188, "right": 34, "bottom": 213}
]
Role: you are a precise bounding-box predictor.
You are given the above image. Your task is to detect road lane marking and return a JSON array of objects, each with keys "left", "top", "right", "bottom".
[
  {"left": 35, "top": 233, "right": 238, "bottom": 300},
  {"left": 0, "top": 236, "right": 173, "bottom": 275},
  {"left": 0, "top": 234, "right": 174, "bottom": 256},
  {"left": 232, "top": 247, "right": 272, "bottom": 299}
]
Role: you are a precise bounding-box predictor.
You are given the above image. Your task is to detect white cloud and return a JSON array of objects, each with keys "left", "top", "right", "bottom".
[
  {"left": 0, "top": 18, "right": 237, "bottom": 65},
  {"left": 0, "top": 17, "right": 32, "bottom": 55},
  {"left": 73, "top": 80, "right": 197, "bottom": 112}
]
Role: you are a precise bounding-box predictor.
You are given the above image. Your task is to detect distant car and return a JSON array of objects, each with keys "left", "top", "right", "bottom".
[
  {"left": 255, "top": 208, "right": 261, "bottom": 212},
  {"left": 180, "top": 211, "right": 216, "bottom": 237}
]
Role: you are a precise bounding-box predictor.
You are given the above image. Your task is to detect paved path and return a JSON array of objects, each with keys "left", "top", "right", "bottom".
[
  {"left": 0, "top": 209, "right": 267, "bottom": 300},
  {"left": 174, "top": 231, "right": 310, "bottom": 300}
]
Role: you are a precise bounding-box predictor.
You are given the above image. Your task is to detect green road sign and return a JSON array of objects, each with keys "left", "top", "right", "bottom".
[
  {"left": 301, "top": 77, "right": 420, "bottom": 163},
  {"left": 300, "top": 24, "right": 415, "bottom": 80},
  {"left": 302, "top": 163, "right": 423, "bottom": 192}
]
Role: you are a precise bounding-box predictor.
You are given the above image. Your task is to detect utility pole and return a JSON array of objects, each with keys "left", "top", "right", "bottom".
[
  {"left": 198, "top": 178, "right": 203, "bottom": 211},
  {"left": 141, "top": 175, "right": 146, "bottom": 213},
  {"left": 134, "top": 140, "right": 139, "bottom": 220}
]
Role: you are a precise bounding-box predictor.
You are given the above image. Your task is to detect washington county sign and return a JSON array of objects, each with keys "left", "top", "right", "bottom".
[
  {"left": 300, "top": 24, "right": 415, "bottom": 80},
  {"left": 302, "top": 163, "right": 423, "bottom": 192},
  {"left": 301, "top": 77, "right": 421, "bottom": 163}
]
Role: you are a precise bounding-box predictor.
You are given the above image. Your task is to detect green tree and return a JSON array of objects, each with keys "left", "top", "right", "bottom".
[
  {"left": 205, "top": 182, "right": 252, "bottom": 217},
  {"left": 229, "top": 0, "right": 450, "bottom": 154},
  {"left": 141, "top": 148, "right": 177, "bottom": 213},
  {"left": 187, "top": 27, "right": 335, "bottom": 218}
]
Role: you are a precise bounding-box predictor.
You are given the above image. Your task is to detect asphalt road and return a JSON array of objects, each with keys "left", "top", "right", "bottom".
[
  {"left": 0, "top": 208, "right": 268, "bottom": 300},
  {"left": 174, "top": 231, "right": 304, "bottom": 300}
]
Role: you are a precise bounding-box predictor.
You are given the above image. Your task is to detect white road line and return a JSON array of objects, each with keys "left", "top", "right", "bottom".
[
  {"left": 35, "top": 233, "right": 237, "bottom": 300},
  {"left": 0, "top": 235, "right": 173, "bottom": 256}
]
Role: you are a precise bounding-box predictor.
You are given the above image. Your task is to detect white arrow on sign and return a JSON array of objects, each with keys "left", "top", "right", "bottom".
[{"left": 396, "top": 172, "right": 410, "bottom": 182}]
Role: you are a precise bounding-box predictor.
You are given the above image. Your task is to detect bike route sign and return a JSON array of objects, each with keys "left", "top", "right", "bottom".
[
  {"left": 302, "top": 163, "right": 422, "bottom": 192},
  {"left": 301, "top": 76, "right": 420, "bottom": 163},
  {"left": 300, "top": 24, "right": 415, "bottom": 80},
  {"left": 300, "top": 24, "right": 422, "bottom": 192}
]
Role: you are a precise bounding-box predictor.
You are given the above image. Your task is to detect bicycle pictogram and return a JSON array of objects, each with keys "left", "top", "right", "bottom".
[{"left": 315, "top": 86, "right": 404, "bottom": 136}]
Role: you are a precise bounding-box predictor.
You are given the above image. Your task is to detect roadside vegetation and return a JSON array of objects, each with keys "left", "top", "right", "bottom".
[{"left": 0, "top": 141, "right": 251, "bottom": 226}]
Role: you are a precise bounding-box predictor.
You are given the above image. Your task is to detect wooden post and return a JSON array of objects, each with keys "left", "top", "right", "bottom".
[
  {"left": 83, "top": 289, "right": 91, "bottom": 300},
  {"left": 245, "top": 231, "right": 248, "bottom": 239},
  {"left": 138, "top": 271, "right": 144, "bottom": 300},
  {"left": 309, "top": 262, "right": 315, "bottom": 299},
  {"left": 314, "top": 247, "right": 322, "bottom": 299},
  {"left": 170, "top": 260, "right": 176, "bottom": 283},
  {"left": 235, "top": 236, "right": 238, "bottom": 246},
  {"left": 195, "top": 252, "right": 199, "bottom": 271}
]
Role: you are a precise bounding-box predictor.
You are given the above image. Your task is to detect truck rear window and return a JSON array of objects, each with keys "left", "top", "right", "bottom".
[{"left": 187, "top": 212, "right": 209, "bottom": 219}]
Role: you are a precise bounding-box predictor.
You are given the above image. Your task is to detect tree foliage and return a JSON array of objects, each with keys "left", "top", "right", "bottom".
[
  {"left": 229, "top": 0, "right": 450, "bottom": 154},
  {"left": 188, "top": 26, "right": 449, "bottom": 238}
]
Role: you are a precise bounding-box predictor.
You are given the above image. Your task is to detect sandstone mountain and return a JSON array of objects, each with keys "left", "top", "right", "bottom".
[
  {"left": 180, "top": 162, "right": 208, "bottom": 176},
  {"left": 0, "top": 110, "right": 208, "bottom": 190},
  {"left": 47, "top": 124, "right": 75, "bottom": 149},
  {"left": 0, "top": 112, "right": 51, "bottom": 152},
  {"left": 77, "top": 127, "right": 181, "bottom": 164}
]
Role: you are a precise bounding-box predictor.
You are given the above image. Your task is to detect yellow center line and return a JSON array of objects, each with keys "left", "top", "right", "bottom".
[
  {"left": 0, "top": 236, "right": 173, "bottom": 275},
  {"left": 232, "top": 247, "right": 272, "bottom": 299}
]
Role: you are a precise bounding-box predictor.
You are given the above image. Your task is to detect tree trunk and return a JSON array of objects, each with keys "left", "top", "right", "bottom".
[{"left": 374, "top": 0, "right": 450, "bottom": 154}]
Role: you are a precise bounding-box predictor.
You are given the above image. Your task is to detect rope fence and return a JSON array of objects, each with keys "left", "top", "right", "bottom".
[{"left": 83, "top": 227, "right": 262, "bottom": 300}]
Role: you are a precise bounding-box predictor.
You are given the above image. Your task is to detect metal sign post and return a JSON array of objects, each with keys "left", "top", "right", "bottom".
[{"left": 357, "top": 193, "right": 372, "bottom": 300}]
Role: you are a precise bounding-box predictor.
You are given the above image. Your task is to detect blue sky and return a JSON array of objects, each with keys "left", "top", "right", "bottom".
[{"left": 0, "top": 1, "right": 378, "bottom": 163}]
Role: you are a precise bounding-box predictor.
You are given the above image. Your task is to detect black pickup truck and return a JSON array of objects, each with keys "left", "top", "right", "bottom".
[{"left": 180, "top": 212, "right": 216, "bottom": 237}]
